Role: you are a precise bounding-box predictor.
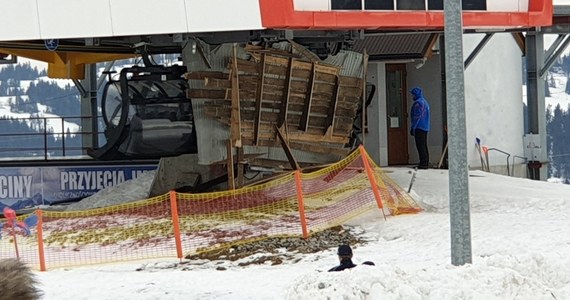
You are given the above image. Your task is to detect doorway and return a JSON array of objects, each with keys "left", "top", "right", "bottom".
[{"left": 386, "top": 64, "right": 409, "bottom": 165}]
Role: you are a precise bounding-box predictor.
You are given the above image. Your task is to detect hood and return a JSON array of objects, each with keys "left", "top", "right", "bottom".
[{"left": 410, "top": 87, "right": 423, "bottom": 100}]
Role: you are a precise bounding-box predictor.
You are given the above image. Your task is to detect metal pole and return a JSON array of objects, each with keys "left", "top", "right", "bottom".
[
  {"left": 444, "top": 0, "right": 472, "bottom": 266},
  {"left": 90, "top": 64, "right": 99, "bottom": 149}
]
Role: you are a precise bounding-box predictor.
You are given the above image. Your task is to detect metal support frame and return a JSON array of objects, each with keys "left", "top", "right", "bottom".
[
  {"left": 72, "top": 79, "right": 88, "bottom": 98},
  {"left": 79, "top": 64, "right": 99, "bottom": 153},
  {"left": 540, "top": 34, "right": 570, "bottom": 78},
  {"left": 525, "top": 33, "right": 546, "bottom": 180},
  {"left": 464, "top": 33, "right": 494, "bottom": 70},
  {"left": 0, "top": 54, "right": 17, "bottom": 65},
  {"left": 97, "top": 61, "right": 115, "bottom": 90}
]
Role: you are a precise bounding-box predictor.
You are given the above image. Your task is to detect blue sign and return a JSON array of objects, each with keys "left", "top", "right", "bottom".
[
  {"left": 44, "top": 39, "right": 59, "bottom": 51},
  {"left": 0, "top": 164, "right": 157, "bottom": 211}
]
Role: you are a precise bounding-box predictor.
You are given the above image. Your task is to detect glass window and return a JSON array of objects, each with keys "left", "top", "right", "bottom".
[
  {"left": 364, "top": 0, "right": 394, "bottom": 10},
  {"left": 331, "top": 0, "right": 362, "bottom": 10},
  {"left": 397, "top": 0, "right": 425, "bottom": 10},
  {"left": 427, "top": 0, "right": 487, "bottom": 10},
  {"left": 462, "top": 0, "right": 486, "bottom": 10},
  {"left": 428, "top": 0, "right": 443, "bottom": 10}
]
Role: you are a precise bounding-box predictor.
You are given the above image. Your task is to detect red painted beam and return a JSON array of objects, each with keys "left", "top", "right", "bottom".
[{"left": 259, "top": 0, "right": 553, "bottom": 30}]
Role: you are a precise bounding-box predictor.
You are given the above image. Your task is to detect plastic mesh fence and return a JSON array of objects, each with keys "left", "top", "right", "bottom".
[{"left": 0, "top": 147, "right": 421, "bottom": 270}]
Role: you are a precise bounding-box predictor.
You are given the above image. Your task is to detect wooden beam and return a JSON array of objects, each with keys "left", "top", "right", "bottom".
[
  {"left": 231, "top": 44, "right": 242, "bottom": 147},
  {"left": 226, "top": 139, "right": 235, "bottom": 190},
  {"left": 361, "top": 49, "right": 369, "bottom": 144},
  {"left": 511, "top": 32, "right": 526, "bottom": 55},
  {"left": 187, "top": 89, "right": 226, "bottom": 99},
  {"left": 236, "top": 57, "right": 337, "bottom": 81},
  {"left": 278, "top": 57, "right": 294, "bottom": 128},
  {"left": 204, "top": 77, "right": 231, "bottom": 89},
  {"left": 254, "top": 54, "right": 266, "bottom": 145},
  {"left": 237, "top": 147, "right": 245, "bottom": 187},
  {"left": 288, "top": 141, "right": 350, "bottom": 156},
  {"left": 299, "top": 64, "right": 316, "bottom": 131},
  {"left": 185, "top": 71, "right": 227, "bottom": 80},
  {"left": 275, "top": 125, "right": 300, "bottom": 170},
  {"left": 288, "top": 39, "right": 321, "bottom": 62},
  {"left": 324, "top": 75, "right": 340, "bottom": 135}
]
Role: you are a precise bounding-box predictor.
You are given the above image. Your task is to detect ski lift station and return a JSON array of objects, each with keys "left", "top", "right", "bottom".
[{"left": 0, "top": 0, "right": 566, "bottom": 206}]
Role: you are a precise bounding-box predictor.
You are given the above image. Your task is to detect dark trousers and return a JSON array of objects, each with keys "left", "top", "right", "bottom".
[{"left": 414, "top": 129, "right": 429, "bottom": 168}]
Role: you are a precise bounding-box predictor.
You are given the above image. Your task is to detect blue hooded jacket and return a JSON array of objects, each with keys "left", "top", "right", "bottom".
[{"left": 410, "top": 87, "right": 430, "bottom": 132}]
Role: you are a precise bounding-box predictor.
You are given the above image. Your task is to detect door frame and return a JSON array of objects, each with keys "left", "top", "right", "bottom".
[{"left": 385, "top": 63, "right": 409, "bottom": 165}]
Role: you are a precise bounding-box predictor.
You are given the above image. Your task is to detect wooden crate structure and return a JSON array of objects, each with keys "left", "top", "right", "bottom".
[{"left": 187, "top": 47, "right": 364, "bottom": 158}]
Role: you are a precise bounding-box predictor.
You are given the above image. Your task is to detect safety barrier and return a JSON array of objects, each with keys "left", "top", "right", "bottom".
[{"left": 0, "top": 146, "right": 421, "bottom": 270}]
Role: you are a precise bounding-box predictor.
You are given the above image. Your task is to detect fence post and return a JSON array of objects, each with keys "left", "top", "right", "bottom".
[
  {"left": 169, "top": 191, "right": 183, "bottom": 259},
  {"left": 36, "top": 209, "right": 46, "bottom": 271},
  {"left": 294, "top": 171, "right": 309, "bottom": 239},
  {"left": 359, "top": 146, "right": 386, "bottom": 219}
]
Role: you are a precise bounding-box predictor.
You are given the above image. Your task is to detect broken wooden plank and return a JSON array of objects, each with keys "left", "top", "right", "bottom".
[
  {"left": 240, "top": 122, "right": 350, "bottom": 143},
  {"left": 226, "top": 139, "right": 235, "bottom": 190},
  {"left": 204, "top": 77, "right": 231, "bottom": 89},
  {"left": 236, "top": 57, "right": 339, "bottom": 81},
  {"left": 299, "top": 64, "right": 316, "bottom": 131},
  {"left": 278, "top": 57, "right": 294, "bottom": 128},
  {"left": 204, "top": 75, "right": 260, "bottom": 89},
  {"left": 314, "top": 64, "right": 341, "bottom": 76},
  {"left": 185, "top": 71, "right": 227, "bottom": 80},
  {"left": 231, "top": 45, "right": 242, "bottom": 147},
  {"left": 288, "top": 141, "right": 350, "bottom": 156},
  {"left": 237, "top": 146, "right": 245, "bottom": 187},
  {"left": 361, "top": 49, "right": 369, "bottom": 142},
  {"left": 207, "top": 106, "right": 356, "bottom": 132},
  {"left": 254, "top": 54, "right": 266, "bottom": 146},
  {"left": 187, "top": 89, "right": 227, "bottom": 99},
  {"left": 289, "top": 39, "right": 321, "bottom": 62},
  {"left": 264, "top": 55, "right": 312, "bottom": 70},
  {"left": 324, "top": 75, "right": 341, "bottom": 135},
  {"left": 338, "top": 76, "right": 363, "bottom": 87}
]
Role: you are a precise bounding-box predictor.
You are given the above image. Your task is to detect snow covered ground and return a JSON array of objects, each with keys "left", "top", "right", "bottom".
[{"left": 35, "top": 167, "right": 570, "bottom": 299}]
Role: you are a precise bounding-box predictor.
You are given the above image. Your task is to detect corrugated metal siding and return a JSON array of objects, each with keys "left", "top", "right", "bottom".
[
  {"left": 352, "top": 33, "right": 436, "bottom": 59},
  {"left": 324, "top": 50, "right": 364, "bottom": 77},
  {"left": 183, "top": 42, "right": 251, "bottom": 165}
]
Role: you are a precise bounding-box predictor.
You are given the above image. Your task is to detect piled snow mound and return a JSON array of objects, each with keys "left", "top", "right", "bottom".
[{"left": 64, "top": 171, "right": 156, "bottom": 211}]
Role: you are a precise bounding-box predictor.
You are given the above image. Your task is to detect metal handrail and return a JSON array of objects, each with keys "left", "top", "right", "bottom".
[
  {"left": 486, "top": 147, "right": 511, "bottom": 176},
  {"left": 0, "top": 115, "right": 104, "bottom": 160}
]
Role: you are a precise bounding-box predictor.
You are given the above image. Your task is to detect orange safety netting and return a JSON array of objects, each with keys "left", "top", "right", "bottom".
[{"left": 0, "top": 146, "right": 421, "bottom": 270}]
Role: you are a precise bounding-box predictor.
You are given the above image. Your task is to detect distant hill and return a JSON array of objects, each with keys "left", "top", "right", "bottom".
[{"left": 0, "top": 55, "right": 179, "bottom": 159}]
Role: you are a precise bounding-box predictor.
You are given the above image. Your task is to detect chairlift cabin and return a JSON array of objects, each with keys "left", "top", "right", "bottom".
[{"left": 91, "top": 63, "right": 196, "bottom": 160}]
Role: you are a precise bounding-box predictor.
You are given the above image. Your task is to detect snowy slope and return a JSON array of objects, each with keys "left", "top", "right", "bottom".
[{"left": 35, "top": 168, "right": 570, "bottom": 300}]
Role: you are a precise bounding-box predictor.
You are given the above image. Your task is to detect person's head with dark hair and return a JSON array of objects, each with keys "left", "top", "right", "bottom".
[
  {"left": 337, "top": 244, "right": 352, "bottom": 259},
  {"left": 362, "top": 261, "right": 375, "bottom": 266},
  {"left": 329, "top": 244, "right": 357, "bottom": 272}
]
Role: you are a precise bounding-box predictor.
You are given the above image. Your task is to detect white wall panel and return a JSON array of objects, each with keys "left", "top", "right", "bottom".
[
  {"left": 0, "top": 0, "right": 40, "bottom": 41},
  {"left": 293, "top": 0, "right": 330, "bottom": 11},
  {"left": 463, "top": 33, "right": 525, "bottom": 171},
  {"left": 185, "top": 0, "right": 263, "bottom": 33},
  {"left": 110, "top": 0, "right": 188, "bottom": 36},
  {"left": 487, "top": 0, "right": 528, "bottom": 12},
  {"left": 37, "top": 0, "right": 113, "bottom": 39}
]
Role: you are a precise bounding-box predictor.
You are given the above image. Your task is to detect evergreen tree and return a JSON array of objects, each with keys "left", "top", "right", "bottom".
[{"left": 546, "top": 104, "right": 570, "bottom": 181}]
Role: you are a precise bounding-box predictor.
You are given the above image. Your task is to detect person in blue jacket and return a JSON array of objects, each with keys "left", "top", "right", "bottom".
[{"left": 409, "top": 87, "right": 430, "bottom": 169}]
